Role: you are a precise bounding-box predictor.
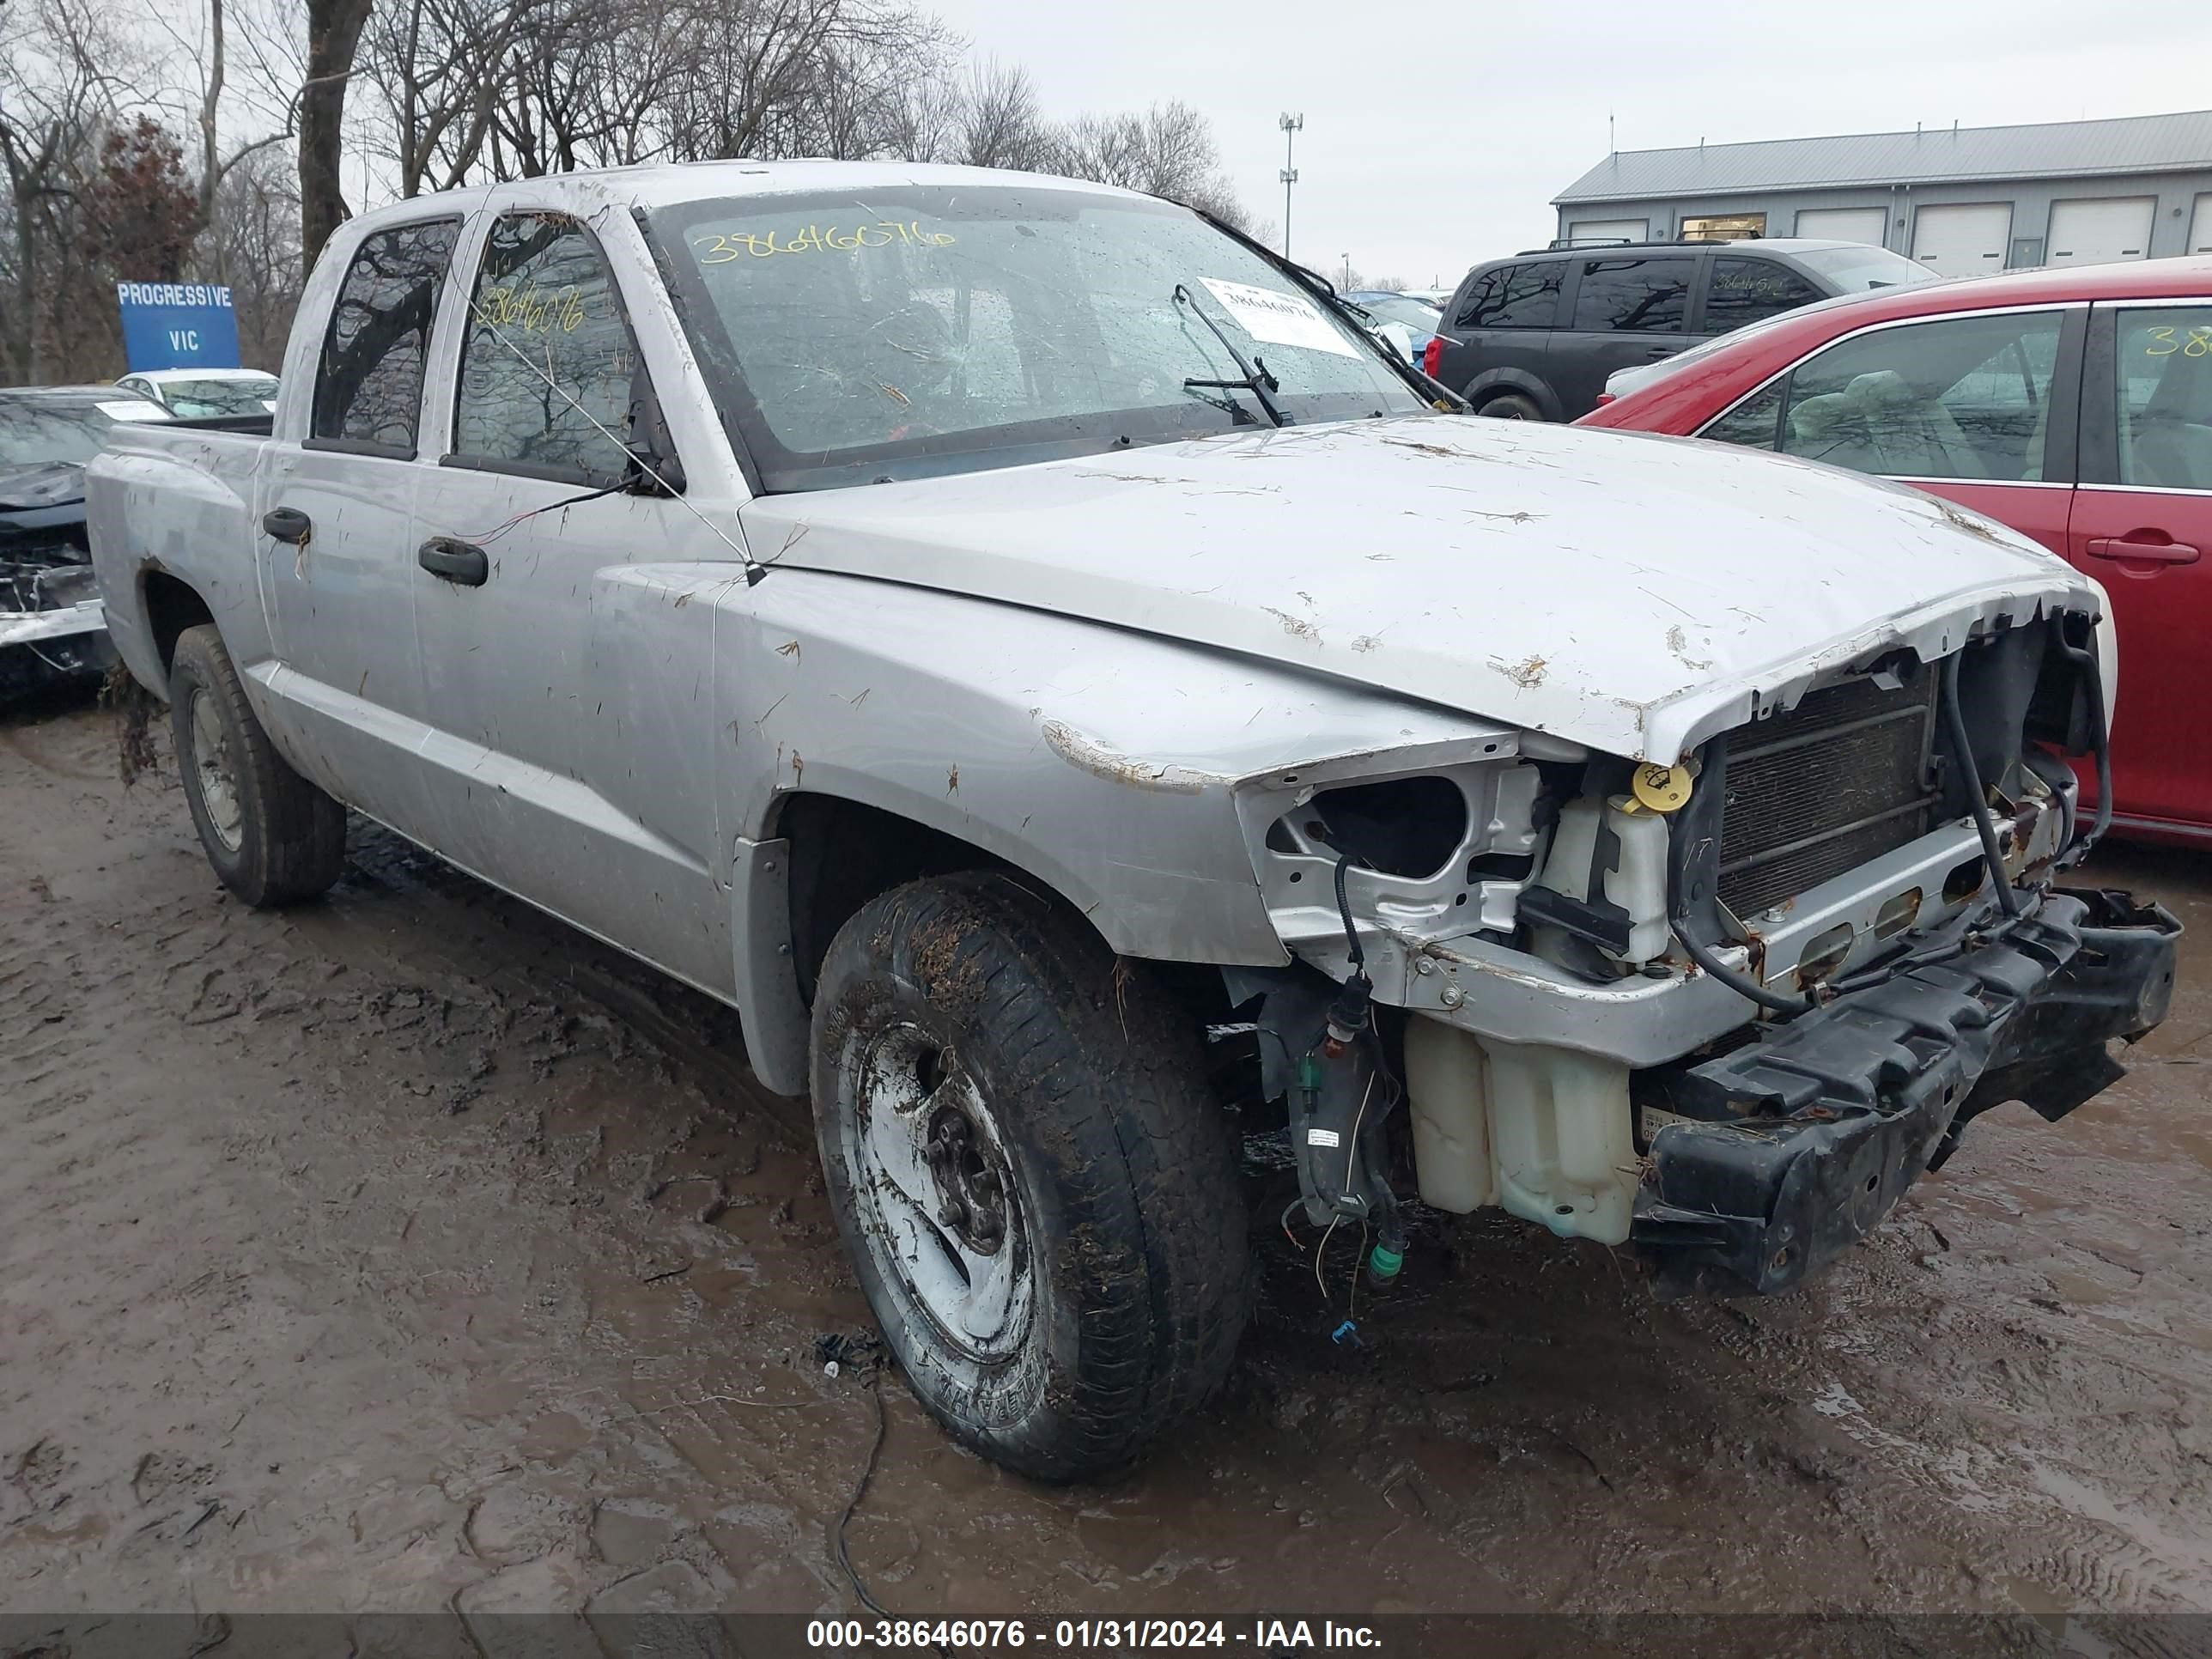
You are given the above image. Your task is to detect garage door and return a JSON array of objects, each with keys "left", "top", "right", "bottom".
[
  {"left": 2189, "top": 192, "right": 2212, "bottom": 255},
  {"left": 2046, "top": 197, "right": 2155, "bottom": 265},
  {"left": 1911, "top": 203, "right": 2012, "bottom": 275},
  {"left": 1796, "top": 206, "right": 1889, "bottom": 246},
  {"left": 1567, "top": 218, "right": 1649, "bottom": 246}
]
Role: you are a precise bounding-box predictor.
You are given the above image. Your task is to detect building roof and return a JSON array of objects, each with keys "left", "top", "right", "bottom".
[{"left": 1554, "top": 109, "right": 2212, "bottom": 205}]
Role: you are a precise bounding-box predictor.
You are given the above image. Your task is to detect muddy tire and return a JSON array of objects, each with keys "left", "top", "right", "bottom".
[
  {"left": 169, "top": 623, "right": 346, "bottom": 908},
  {"left": 1477, "top": 391, "right": 1542, "bottom": 420},
  {"left": 810, "top": 872, "right": 1249, "bottom": 1482}
]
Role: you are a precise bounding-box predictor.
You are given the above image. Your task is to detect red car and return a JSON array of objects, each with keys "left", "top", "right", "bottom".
[{"left": 1581, "top": 257, "right": 2212, "bottom": 844}]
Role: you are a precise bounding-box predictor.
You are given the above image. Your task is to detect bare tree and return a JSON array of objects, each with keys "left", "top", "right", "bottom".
[
  {"left": 192, "top": 143, "right": 302, "bottom": 365},
  {"left": 0, "top": 0, "right": 140, "bottom": 380},
  {"left": 300, "top": 0, "right": 373, "bottom": 265},
  {"left": 953, "top": 58, "right": 1048, "bottom": 170},
  {"left": 1048, "top": 100, "right": 1248, "bottom": 227},
  {"left": 1, "top": 0, "right": 1261, "bottom": 377}
]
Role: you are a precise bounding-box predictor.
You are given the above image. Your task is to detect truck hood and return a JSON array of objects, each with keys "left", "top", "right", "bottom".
[
  {"left": 0, "top": 461, "right": 87, "bottom": 514},
  {"left": 738, "top": 416, "right": 2100, "bottom": 763}
]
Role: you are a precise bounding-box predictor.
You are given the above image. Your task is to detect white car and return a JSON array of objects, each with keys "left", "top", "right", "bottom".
[{"left": 112, "top": 368, "right": 279, "bottom": 419}]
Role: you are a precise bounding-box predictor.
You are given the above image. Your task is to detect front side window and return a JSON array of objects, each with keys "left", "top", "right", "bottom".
[
  {"left": 651, "top": 186, "right": 1425, "bottom": 491},
  {"left": 1704, "top": 258, "right": 1824, "bottom": 333},
  {"left": 2115, "top": 307, "right": 2212, "bottom": 490},
  {"left": 1456, "top": 263, "right": 1562, "bottom": 330},
  {"left": 312, "top": 219, "right": 461, "bottom": 454},
  {"left": 452, "top": 213, "right": 642, "bottom": 483},
  {"left": 1727, "top": 309, "right": 2066, "bottom": 483},
  {"left": 1570, "top": 257, "right": 1694, "bottom": 332}
]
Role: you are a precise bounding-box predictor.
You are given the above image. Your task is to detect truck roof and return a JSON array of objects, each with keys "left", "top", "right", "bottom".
[{"left": 345, "top": 160, "right": 1153, "bottom": 233}]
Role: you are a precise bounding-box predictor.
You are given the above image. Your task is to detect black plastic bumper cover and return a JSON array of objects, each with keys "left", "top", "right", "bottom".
[{"left": 1632, "top": 888, "right": 2180, "bottom": 1296}]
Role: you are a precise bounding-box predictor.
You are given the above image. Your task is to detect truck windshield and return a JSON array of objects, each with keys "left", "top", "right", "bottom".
[{"left": 648, "top": 185, "right": 1427, "bottom": 490}]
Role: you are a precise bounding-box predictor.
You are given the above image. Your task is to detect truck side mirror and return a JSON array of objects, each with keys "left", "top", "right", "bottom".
[
  {"left": 622, "top": 360, "right": 686, "bottom": 496},
  {"left": 623, "top": 445, "right": 686, "bottom": 496}
]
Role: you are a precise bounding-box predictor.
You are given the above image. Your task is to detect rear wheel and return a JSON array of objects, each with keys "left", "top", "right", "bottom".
[
  {"left": 810, "top": 872, "right": 1249, "bottom": 1481},
  {"left": 169, "top": 623, "right": 346, "bottom": 908},
  {"left": 1477, "top": 391, "right": 1543, "bottom": 421}
]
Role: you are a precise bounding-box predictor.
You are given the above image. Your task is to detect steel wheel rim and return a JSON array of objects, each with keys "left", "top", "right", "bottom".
[
  {"left": 846, "top": 1023, "right": 1032, "bottom": 1364},
  {"left": 188, "top": 689, "right": 244, "bottom": 853}
]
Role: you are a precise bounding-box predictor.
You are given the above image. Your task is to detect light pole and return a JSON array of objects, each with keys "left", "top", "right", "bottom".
[{"left": 1279, "top": 112, "right": 1304, "bottom": 261}]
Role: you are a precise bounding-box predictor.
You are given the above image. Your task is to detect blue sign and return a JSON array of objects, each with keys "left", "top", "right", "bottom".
[{"left": 116, "top": 281, "right": 242, "bottom": 371}]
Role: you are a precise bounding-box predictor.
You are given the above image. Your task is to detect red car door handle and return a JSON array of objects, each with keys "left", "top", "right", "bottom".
[{"left": 2084, "top": 534, "right": 2201, "bottom": 566}]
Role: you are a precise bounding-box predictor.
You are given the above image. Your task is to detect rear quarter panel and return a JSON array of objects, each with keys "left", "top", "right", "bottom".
[{"left": 87, "top": 426, "right": 273, "bottom": 696}]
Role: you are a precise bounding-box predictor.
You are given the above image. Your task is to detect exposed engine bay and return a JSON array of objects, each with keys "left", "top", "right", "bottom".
[{"left": 1224, "top": 609, "right": 2179, "bottom": 1297}]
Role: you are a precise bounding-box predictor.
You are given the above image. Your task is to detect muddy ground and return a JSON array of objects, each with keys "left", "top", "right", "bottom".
[{"left": 3, "top": 690, "right": 2209, "bottom": 1640}]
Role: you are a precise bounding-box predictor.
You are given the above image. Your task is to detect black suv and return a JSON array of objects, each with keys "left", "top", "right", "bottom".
[{"left": 1425, "top": 239, "right": 1933, "bottom": 422}]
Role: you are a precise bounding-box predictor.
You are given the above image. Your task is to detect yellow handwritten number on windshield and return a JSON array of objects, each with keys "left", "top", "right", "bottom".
[
  {"left": 695, "top": 222, "right": 957, "bottom": 263},
  {"left": 2143, "top": 325, "right": 2212, "bottom": 358}
]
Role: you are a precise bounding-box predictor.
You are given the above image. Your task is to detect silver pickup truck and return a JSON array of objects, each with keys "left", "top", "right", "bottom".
[{"left": 87, "top": 161, "right": 2179, "bottom": 1481}]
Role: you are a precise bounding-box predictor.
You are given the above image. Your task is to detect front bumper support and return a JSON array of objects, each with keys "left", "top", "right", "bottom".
[{"left": 1632, "top": 888, "right": 2180, "bottom": 1295}]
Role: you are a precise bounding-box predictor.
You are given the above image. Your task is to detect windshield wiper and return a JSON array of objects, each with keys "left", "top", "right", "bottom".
[
  {"left": 1173, "top": 283, "right": 1289, "bottom": 428},
  {"left": 1181, "top": 384, "right": 1261, "bottom": 425}
]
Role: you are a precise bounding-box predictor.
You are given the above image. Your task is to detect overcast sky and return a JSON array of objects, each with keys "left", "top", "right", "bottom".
[{"left": 930, "top": 0, "right": 2212, "bottom": 289}]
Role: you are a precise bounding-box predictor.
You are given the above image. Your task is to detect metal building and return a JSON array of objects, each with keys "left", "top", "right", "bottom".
[{"left": 1553, "top": 109, "right": 2212, "bottom": 272}]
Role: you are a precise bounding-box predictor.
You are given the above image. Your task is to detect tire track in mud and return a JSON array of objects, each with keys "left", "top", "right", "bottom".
[{"left": 3, "top": 695, "right": 2209, "bottom": 1624}]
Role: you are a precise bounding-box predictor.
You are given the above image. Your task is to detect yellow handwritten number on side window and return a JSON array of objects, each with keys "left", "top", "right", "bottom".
[
  {"left": 2143, "top": 325, "right": 2212, "bottom": 358},
  {"left": 694, "top": 222, "right": 957, "bottom": 264}
]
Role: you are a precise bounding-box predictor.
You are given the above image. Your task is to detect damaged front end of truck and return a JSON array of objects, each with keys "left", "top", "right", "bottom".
[{"left": 1230, "top": 604, "right": 2179, "bottom": 1297}]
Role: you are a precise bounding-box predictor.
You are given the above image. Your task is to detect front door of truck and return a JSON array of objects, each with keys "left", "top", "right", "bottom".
[
  {"left": 405, "top": 207, "right": 732, "bottom": 993},
  {"left": 2071, "top": 299, "right": 2212, "bottom": 837},
  {"left": 258, "top": 216, "right": 461, "bottom": 836}
]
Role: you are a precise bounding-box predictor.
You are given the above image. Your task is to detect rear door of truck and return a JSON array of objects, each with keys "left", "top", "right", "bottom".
[{"left": 253, "top": 216, "right": 466, "bottom": 836}]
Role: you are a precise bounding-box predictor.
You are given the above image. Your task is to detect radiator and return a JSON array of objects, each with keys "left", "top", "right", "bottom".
[{"left": 1717, "top": 672, "right": 1939, "bottom": 919}]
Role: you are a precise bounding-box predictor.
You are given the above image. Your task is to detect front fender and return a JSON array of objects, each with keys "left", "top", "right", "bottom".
[{"left": 707, "top": 568, "right": 1509, "bottom": 968}]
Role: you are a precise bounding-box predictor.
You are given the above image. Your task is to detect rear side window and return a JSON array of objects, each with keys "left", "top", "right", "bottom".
[
  {"left": 1455, "top": 262, "right": 1563, "bottom": 330},
  {"left": 1705, "top": 258, "right": 1824, "bottom": 333},
  {"left": 451, "top": 212, "right": 643, "bottom": 483},
  {"left": 311, "top": 220, "right": 461, "bottom": 455},
  {"left": 1571, "top": 256, "right": 1695, "bottom": 332},
  {"left": 2116, "top": 307, "right": 2212, "bottom": 490}
]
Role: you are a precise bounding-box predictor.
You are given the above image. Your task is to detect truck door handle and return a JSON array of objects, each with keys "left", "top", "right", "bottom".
[
  {"left": 417, "top": 538, "right": 489, "bottom": 586},
  {"left": 2084, "top": 532, "right": 2201, "bottom": 566},
  {"left": 262, "top": 506, "right": 312, "bottom": 544}
]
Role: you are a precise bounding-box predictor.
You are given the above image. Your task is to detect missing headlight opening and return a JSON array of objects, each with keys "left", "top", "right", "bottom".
[{"left": 1278, "top": 775, "right": 1469, "bottom": 878}]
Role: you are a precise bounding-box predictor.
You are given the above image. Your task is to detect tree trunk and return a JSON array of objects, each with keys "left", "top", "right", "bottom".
[{"left": 299, "top": 0, "right": 374, "bottom": 275}]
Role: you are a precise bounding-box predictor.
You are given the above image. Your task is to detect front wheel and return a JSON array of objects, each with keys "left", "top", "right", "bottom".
[
  {"left": 169, "top": 623, "right": 347, "bottom": 908},
  {"left": 810, "top": 873, "right": 1249, "bottom": 1481}
]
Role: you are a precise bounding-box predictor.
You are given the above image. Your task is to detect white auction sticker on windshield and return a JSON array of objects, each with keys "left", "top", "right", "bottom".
[
  {"left": 96, "top": 400, "right": 171, "bottom": 421},
  {"left": 1199, "top": 277, "right": 1358, "bottom": 358}
]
